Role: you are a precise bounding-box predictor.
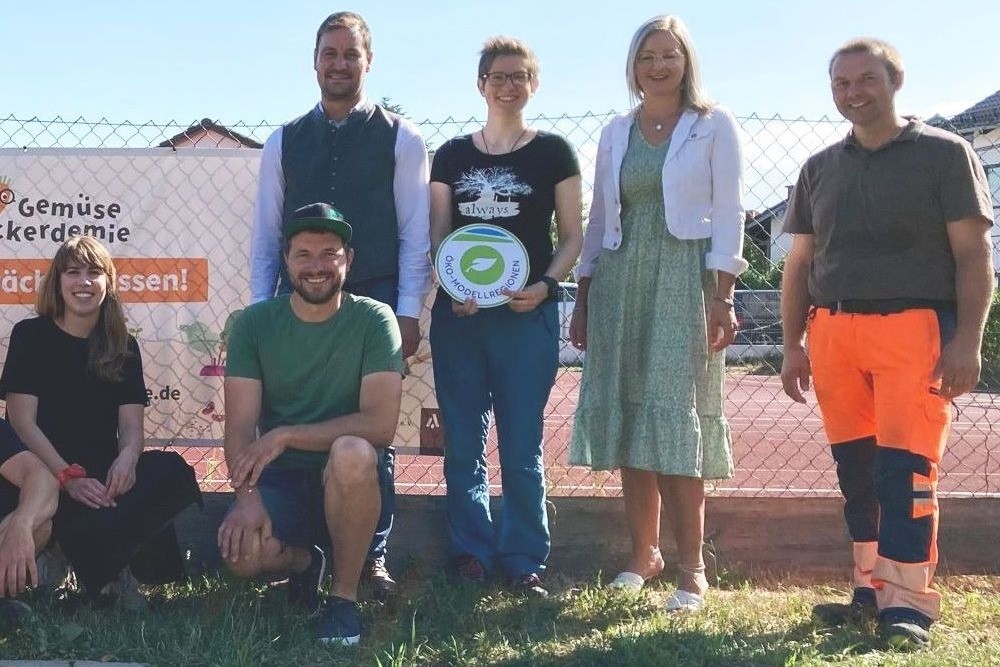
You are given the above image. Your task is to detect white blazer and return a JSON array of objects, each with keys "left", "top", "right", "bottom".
[{"left": 577, "top": 105, "right": 749, "bottom": 278}]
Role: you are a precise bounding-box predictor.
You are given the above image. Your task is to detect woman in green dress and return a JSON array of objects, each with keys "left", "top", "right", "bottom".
[{"left": 569, "top": 15, "right": 748, "bottom": 611}]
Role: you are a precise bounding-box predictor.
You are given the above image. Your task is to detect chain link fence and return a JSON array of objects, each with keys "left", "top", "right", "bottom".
[{"left": 1, "top": 111, "right": 998, "bottom": 500}]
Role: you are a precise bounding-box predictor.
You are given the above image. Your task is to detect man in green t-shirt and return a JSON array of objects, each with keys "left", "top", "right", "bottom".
[{"left": 218, "top": 203, "right": 403, "bottom": 646}]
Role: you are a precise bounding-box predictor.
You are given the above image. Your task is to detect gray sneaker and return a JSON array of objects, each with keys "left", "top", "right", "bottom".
[
  {"left": 0, "top": 599, "right": 32, "bottom": 631},
  {"left": 35, "top": 546, "right": 72, "bottom": 591},
  {"left": 100, "top": 567, "right": 149, "bottom": 612}
]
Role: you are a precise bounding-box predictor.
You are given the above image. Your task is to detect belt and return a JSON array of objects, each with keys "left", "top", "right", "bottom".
[{"left": 816, "top": 298, "right": 953, "bottom": 315}]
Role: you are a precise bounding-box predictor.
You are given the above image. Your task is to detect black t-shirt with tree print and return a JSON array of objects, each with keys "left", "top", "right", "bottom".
[{"left": 431, "top": 131, "right": 580, "bottom": 287}]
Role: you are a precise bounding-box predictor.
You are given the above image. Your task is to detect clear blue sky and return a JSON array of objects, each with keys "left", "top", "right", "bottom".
[{"left": 6, "top": 0, "right": 998, "bottom": 125}]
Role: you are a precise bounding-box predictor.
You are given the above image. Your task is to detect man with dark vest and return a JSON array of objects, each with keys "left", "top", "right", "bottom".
[
  {"left": 780, "top": 38, "right": 994, "bottom": 651},
  {"left": 248, "top": 11, "right": 431, "bottom": 600}
]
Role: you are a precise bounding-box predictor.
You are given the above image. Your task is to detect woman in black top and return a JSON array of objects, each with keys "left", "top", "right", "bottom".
[
  {"left": 1, "top": 235, "right": 200, "bottom": 607},
  {"left": 429, "top": 36, "right": 582, "bottom": 595}
]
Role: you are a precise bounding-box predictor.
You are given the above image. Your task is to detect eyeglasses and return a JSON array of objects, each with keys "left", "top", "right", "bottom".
[
  {"left": 481, "top": 71, "right": 532, "bottom": 86},
  {"left": 635, "top": 50, "right": 684, "bottom": 67}
]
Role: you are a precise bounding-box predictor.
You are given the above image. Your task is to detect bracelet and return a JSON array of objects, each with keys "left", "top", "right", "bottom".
[
  {"left": 56, "top": 464, "right": 87, "bottom": 489},
  {"left": 713, "top": 296, "right": 735, "bottom": 308}
]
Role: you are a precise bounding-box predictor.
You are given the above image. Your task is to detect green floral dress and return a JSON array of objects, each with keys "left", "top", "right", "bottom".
[{"left": 570, "top": 123, "right": 734, "bottom": 479}]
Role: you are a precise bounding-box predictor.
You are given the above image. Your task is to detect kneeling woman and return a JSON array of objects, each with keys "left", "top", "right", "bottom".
[{"left": 1, "top": 235, "right": 201, "bottom": 605}]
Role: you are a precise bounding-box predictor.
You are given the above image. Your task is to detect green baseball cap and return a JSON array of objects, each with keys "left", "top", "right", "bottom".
[{"left": 284, "top": 203, "right": 353, "bottom": 244}]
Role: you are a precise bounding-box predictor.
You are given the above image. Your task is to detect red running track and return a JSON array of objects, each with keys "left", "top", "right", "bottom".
[{"left": 177, "top": 372, "right": 1000, "bottom": 499}]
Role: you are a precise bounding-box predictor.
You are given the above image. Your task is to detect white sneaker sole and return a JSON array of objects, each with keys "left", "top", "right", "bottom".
[{"left": 318, "top": 634, "right": 360, "bottom": 646}]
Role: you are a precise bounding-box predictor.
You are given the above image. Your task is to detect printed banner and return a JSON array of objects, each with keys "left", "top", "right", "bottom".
[
  {"left": 0, "top": 149, "right": 440, "bottom": 455},
  {"left": 0, "top": 257, "right": 210, "bottom": 304}
]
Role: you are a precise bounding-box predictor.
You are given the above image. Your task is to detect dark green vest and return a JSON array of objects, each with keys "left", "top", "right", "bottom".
[{"left": 280, "top": 104, "right": 400, "bottom": 287}]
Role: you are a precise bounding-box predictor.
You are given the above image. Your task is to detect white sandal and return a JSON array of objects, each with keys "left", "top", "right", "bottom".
[
  {"left": 608, "top": 571, "right": 646, "bottom": 590},
  {"left": 665, "top": 588, "right": 704, "bottom": 611},
  {"left": 665, "top": 563, "right": 707, "bottom": 612}
]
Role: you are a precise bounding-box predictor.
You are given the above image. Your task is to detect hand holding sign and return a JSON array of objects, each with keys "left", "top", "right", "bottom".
[{"left": 435, "top": 224, "right": 529, "bottom": 308}]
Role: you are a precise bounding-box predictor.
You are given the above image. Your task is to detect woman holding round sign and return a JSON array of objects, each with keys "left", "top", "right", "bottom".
[
  {"left": 429, "top": 36, "right": 582, "bottom": 596},
  {"left": 1, "top": 235, "right": 201, "bottom": 607},
  {"left": 569, "top": 16, "right": 748, "bottom": 611}
]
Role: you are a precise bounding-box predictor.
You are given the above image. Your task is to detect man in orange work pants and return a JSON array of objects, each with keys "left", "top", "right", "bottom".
[{"left": 780, "top": 37, "right": 994, "bottom": 651}]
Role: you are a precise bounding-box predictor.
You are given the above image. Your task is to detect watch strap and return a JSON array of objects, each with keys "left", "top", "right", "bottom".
[{"left": 540, "top": 276, "right": 559, "bottom": 301}]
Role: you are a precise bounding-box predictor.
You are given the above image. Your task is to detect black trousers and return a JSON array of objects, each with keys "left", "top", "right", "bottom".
[{"left": 54, "top": 450, "right": 201, "bottom": 593}]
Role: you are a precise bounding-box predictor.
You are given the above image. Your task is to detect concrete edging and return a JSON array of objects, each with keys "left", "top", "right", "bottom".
[{"left": 176, "top": 494, "right": 1000, "bottom": 579}]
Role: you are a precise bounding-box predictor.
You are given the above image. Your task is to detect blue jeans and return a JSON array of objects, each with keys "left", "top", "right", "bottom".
[
  {"left": 276, "top": 273, "right": 397, "bottom": 560},
  {"left": 257, "top": 466, "right": 330, "bottom": 551},
  {"left": 430, "top": 294, "right": 559, "bottom": 577}
]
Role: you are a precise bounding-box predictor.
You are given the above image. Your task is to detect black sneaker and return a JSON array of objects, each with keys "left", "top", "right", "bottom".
[
  {"left": 879, "top": 608, "right": 932, "bottom": 651},
  {"left": 0, "top": 599, "right": 32, "bottom": 631},
  {"left": 288, "top": 545, "right": 327, "bottom": 614},
  {"left": 812, "top": 586, "right": 877, "bottom": 626},
  {"left": 362, "top": 555, "right": 397, "bottom": 601},
  {"left": 511, "top": 573, "right": 548, "bottom": 598},
  {"left": 316, "top": 595, "right": 361, "bottom": 646},
  {"left": 449, "top": 555, "right": 486, "bottom": 585}
]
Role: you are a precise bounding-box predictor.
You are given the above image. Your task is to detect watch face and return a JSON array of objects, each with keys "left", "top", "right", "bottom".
[{"left": 435, "top": 224, "right": 530, "bottom": 307}]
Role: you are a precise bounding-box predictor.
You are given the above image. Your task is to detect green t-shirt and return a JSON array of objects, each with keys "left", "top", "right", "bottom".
[{"left": 225, "top": 293, "right": 403, "bottom": 469}]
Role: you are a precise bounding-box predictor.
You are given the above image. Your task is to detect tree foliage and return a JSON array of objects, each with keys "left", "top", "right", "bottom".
[
  {"left": 738, "top": 240, "right": 783, "bottom": 290},
  {"left": 981, "top": 287, "right": 1000, "bottom": 389}
]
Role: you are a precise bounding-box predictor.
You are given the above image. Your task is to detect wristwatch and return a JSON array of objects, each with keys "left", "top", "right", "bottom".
[{"left": 539, "top": 276, "right": 559, "bottom": 301}]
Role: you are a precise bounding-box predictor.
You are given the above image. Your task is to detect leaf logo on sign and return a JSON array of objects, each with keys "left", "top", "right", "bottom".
[
  {"left": 460, "top": 246, "right": 505, "bottom": 285},
  {"left": 468, "top": 257, "right": 498, "bottom": 272}
]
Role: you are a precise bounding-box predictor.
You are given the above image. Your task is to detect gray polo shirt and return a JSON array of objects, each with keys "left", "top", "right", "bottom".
[{"left": 784, "top": 119, "right": 993, "bottom": 303}]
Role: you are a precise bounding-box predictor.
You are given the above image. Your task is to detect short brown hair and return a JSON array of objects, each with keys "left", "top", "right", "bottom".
[
  {"left": 315, "top": 11, "right": 371, "bottom": 56},
  {"left": 478, "top": 36, "right": 539, "bottom": 80},
  {"left": 829, "top": 37, "right": 903, "bottom": 80}
]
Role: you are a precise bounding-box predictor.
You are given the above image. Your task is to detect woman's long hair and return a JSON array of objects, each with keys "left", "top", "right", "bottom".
[
  {"left": 625, "top": 15, "right": 713, "bottom": 113},
  {"left": 36, "top": 235, "right": 131, "bottom": 382}
]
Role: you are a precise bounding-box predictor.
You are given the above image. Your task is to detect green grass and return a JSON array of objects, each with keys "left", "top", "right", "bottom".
[{"left": 1, "top": 569, "right": 998, "bottom": 666}]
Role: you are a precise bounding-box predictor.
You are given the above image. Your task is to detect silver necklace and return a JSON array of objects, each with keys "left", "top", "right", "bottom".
[
  {"left": 481, "top": 128, "right": 528, "bottom": 155},
  {"left": 641, "top": 106, "right": 677, "bottom": 132}
]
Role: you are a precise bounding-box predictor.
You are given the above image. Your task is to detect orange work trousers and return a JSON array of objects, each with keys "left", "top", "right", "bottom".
[{"left": 808, "top": 306, "right": 953, "bottom": 622}]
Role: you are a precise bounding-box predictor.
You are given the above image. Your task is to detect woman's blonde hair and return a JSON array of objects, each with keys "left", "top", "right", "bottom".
[
  {"left": 36, "top": 235, "right": 131, "bottom": 381},
  {"left": 626, "top": 15, "right": 712, "bottom": 112}
]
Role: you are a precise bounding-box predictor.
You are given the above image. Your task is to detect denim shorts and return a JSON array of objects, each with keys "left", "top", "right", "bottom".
[{"left": 257, "top": 466, "right": 330, "bottom": 551}]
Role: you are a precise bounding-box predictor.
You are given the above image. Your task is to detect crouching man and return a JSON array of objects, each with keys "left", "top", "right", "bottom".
[
  {"left": 218, "top": 203, "right": 403, "bottom": 646},
  {"left": 0, "top": 418, "right": 58, "bottom": 627}
]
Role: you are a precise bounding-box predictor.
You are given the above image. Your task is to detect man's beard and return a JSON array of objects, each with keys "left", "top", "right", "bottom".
[{"left": 292, "top": 273, "right": 343, "bottom": 305}]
